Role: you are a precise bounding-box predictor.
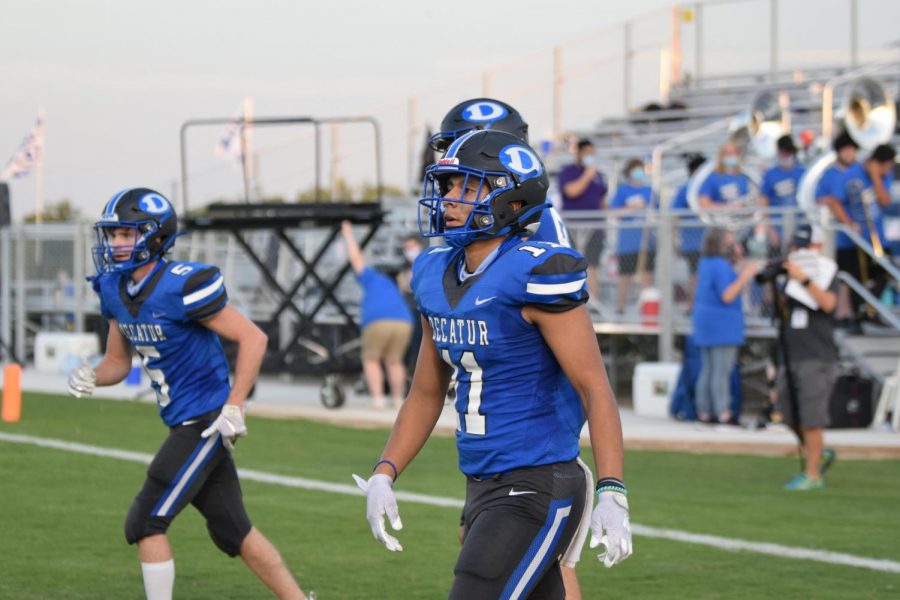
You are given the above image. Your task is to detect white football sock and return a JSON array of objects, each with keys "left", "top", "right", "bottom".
[{"left": 141, "top": 559, "right": 175, "bottom": 600}]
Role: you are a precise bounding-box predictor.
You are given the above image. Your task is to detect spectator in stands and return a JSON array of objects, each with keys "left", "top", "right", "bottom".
[
  {"left": 609, "top": 158, "right": 655, "bottom": 314},
  {"left": 341, "top": 221, "right": 414, "bottom": 409},
  {"left": 692, "top": 228, "right": 761, "bottom": 424},
  {"left": 670, "top": 153, "right": 707, "bottom": 306},
  {"left": 760, "top": 135, "right": 805, "bottom": 249},
  {"left": 558, "top": 138, "right": 608, "bottom": 300},
  {"left": 777, "top": 225, "right": 838, "bottom": 491},
  {"left": 398, "top": 233, "right": 425, "bottom": 377},
  {"left": 815, "top": 131, "right": 860, "bottom": 328},
  {"left": 699, "top": 141, "right": 751, "bottom": 209},
  {"left": 818, "top": 136, "right": 896, "bottom": 328}
]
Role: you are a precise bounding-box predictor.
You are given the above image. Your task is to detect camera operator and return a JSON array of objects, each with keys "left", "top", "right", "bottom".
[{"left": 771, "top": 224, "right": 838, "bottom": 491}]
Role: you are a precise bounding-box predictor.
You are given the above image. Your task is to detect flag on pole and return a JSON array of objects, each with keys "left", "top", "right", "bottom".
[
  {"left": 1, "top": 116, "right": 45, "bottom": 181},
  {"left": 215, "top": 103, "right": 249, "bottom": 164}
]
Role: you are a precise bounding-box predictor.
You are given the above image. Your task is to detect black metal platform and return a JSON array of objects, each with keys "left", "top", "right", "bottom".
[{"left": 184, "top": 202, "right": 384, "bottom": 376}]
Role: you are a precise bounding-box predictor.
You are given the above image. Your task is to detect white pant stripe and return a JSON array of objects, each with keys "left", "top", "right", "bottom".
[{"left": 509, "top": 505, "right": 572, "bottom": 600}]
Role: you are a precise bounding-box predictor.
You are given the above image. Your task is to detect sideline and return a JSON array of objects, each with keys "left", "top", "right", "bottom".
[{"left": 2, "top": 431, "right": 899, "bottom": 574}]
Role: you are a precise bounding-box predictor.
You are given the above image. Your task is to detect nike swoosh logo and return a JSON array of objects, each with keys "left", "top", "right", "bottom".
[
  {"left": 508, "top": 489, "right": 537, "bottom": 496},
  {"left": 475, "top": 296, "right": 496, "bottom": 306},
  {"left": 151, "top": 312, "right": 166, "bottom": 319}
]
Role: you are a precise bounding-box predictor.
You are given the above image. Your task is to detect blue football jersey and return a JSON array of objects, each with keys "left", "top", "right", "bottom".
[
  {"left": 528, "top": 206, "right": 572, "bottom": 247},
  {"left": 93, "top": 260, "right": 231, "bottom": 426},
  {"left": 411, "top": 236, "right": 589, "bottom": 477}
]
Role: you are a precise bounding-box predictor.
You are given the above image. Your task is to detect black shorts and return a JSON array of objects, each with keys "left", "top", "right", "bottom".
[
  {"left": 451, "top": 460, "right": 587, "bottom": 600},
  {"left": 572, "top": 230, "right": 605, "bottom": 266},
  {"left": 618, "top": 251, "right": 656, "bottom": 275},
  {"left": 124, "top": 410, "right": 252, "bottom": 556}
]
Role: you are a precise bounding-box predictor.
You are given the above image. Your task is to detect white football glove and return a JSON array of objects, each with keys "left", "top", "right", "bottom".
[
  {"left": 201, "top": 404, "right": 246, "bottom": 450},
  {"left": 68, "top": 363, "right": 96, "bottom": 398},
  {"left": 352, "top": 473, "right": 403, "bottom": 552},
  {"left": 589, "top": 490, "right": 633, "bottom": 568}
]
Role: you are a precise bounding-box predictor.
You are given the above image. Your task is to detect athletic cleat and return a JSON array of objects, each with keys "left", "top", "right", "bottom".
[
  {"left": 784, "top": 473, "right": 824, "bottom": 491},
  {"left": 819, "top": 448, "right": 836, "bottom": 477}
]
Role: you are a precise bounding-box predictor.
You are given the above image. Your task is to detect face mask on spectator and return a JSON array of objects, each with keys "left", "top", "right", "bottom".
[
  {"left": 722, "top": 156, "right": 740, "bottom": 169},
  {"left": 778, "top": 156, "right": 794, "bottom": 168},
  {"left": 629, "top": 168, "right": 647, "bottom": 183},
  {"left": 581, "top": 155, "right": 596, "bottom": 168}
]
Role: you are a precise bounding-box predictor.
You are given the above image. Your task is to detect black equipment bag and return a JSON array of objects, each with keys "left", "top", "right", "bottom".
[{"left": 828, "top": 374, "right": 874, "bottom": 428}]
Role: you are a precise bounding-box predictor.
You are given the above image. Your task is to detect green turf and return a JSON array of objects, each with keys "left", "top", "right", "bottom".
[{"left": 1, "top": 392, "right": 898, "bottom": 598}]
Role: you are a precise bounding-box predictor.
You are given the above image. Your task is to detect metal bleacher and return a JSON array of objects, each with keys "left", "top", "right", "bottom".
[{"left": 544, "top": 60, "right": 900, "bottom": 408}]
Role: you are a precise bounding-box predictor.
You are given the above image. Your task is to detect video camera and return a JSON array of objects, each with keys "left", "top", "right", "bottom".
[{"left": 754, "top": 258, "right": 786, "bottom": 284}]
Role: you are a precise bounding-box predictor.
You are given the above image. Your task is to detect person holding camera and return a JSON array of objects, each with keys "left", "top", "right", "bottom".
[
  {"left": 775, "top": 224, "right": 838, "bottom": 491},
  {"left": 692, "top": 228, "right": 761, "bottom": 424}
]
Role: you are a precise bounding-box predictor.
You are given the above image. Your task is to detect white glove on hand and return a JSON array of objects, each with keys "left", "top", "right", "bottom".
[
  {"left": 201, "top": 404, "right": 246, "bottom": 450},
  {"left": 352, "top": 473, "right": 403, "bottom": 552},
  {"left": 589, "top": 490, "right": 633, "bottom": 568},
  {"left": 68, "top": 363, "right": 96, "bottom": 398}
]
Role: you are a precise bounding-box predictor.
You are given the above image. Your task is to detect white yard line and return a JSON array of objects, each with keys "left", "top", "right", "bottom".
[{"left": 2, "top": 431, "right": 899, "bottom": 574}]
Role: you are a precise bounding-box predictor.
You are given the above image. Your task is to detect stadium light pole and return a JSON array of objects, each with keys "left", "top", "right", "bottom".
[{"left": 770, "top": 0, "right": 778, "bottom": 75}]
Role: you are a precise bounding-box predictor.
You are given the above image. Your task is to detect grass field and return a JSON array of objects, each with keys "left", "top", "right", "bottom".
[{"left": 1, "top": 392, "right": 898, "bottom": 599}]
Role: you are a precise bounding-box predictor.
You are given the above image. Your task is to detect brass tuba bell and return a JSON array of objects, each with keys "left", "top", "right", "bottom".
[{"left": 841, "top": 76, "right": 896, "bottom": 151}]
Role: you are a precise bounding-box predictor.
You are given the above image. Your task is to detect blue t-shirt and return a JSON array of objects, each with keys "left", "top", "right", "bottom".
[
  {"left": 558, "top": 164, "right": 607, "bottom": 211},
  {"left": 699, "top": 171, "right": 751, "bottom": 206},
  {"left": 357, "top": 267, "right": 413, "bottom": 328},
  {"left": 816, "top": 162, "right": 890, "bottom": 249},
  {"left": 94, "top": 260, "right": 231, "bottom": 426},
  {"left": 670, "top": 184, "right": 703, "bottom": 253},
  {"left": 692, "top": 256, "right": 744, "bottom": 347},
  {"left": 761, "top": 164, "right": 805, "bottom": 209},
  {"left": 411, "top": 237, "right": 588, "bottom": 477},
  {"left": 609, "top": 182, "right": 654, "bottom": 255}
]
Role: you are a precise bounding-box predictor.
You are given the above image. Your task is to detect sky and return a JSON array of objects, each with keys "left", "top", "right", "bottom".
[{"left": 2, "top": 0, "right": 899, "bottom": 220}]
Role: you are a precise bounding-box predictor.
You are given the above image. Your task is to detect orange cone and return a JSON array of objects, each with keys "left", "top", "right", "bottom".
[{"left": 2, "top": 363, "right": 22, "bottom": 423}]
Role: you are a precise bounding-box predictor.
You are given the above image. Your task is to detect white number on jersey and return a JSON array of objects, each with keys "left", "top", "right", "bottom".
[
  {"left": 519, "top": 245, "right": 548, "bottom": 258},
  {"left": 134, "top": 345, "right": 171, "bottom": 407},
  {"left": 547, "top": 207, "right": 571, "bottom": 248},
  {"left": 171, "top": 264, "right": 194, "bottom": 276},
  {"left": 442, "top": 349, "right": 486, "bottom": 435}
]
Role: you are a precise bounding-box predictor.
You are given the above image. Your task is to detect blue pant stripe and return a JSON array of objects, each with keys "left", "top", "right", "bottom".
[{"left": 151, "top": 434, "right": 221, "bottom": 517}]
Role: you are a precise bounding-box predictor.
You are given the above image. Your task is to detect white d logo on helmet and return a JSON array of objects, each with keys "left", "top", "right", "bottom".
[
  {"left": 500, "top": 145, "right": 542, "bottom": 181},
  {"left": 462, "top": 101, "right": 508, "bottom": 123},
  {"left": 139, "top": 193, "right": 171, "bottom": 214}
]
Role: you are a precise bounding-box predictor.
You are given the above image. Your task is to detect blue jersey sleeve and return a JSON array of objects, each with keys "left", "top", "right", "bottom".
[
  {"left": 522, "top": 245, "right": 589, "bottom": 312},
  {"left": 179, "top": 265, "right": 228, "bottom": 321},
  {"left": 92, "top": 275, "right": 115, "bottom": 319}
]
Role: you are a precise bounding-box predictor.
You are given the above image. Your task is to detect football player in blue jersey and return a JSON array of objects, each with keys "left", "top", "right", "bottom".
[
  {"left": 68, "top": 188, "right": 306, "bottom": 600},
  {"left": 431, "top": 98, "right": 572, "bottom": 249},
  {"left": 354, "top": 131, "right": 631, "bottom": 599},
  {"left": 430, "top": 99, "right": 591, "bottom": 598}
]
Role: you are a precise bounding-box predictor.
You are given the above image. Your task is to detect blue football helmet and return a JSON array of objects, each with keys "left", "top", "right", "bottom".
[
  {"left": 92, "top": 187, "right": 179, "bottom": 275},
  {"left": 419, "top": 130, "right": 549, "bottom": 247},
  {"left": 430, "top": 98, "right": 529, "bottom": 152}
]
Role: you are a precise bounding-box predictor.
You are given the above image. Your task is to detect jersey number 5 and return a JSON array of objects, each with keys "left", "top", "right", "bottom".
[
  {"left": 442, "top": 349, "right": 486, "bottom": 435},
  {"left": 134, "top": 345, "right": 172, "bottom": 408}
]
